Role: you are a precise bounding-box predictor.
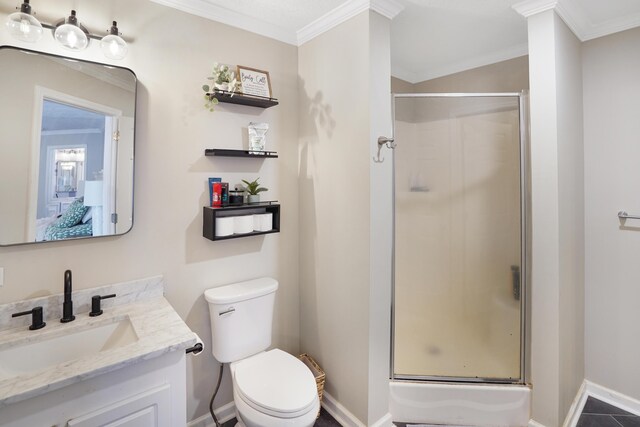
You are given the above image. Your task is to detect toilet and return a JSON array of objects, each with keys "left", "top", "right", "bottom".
[{"left": 205, "top": 277, "right": 319, "bottom": 427}]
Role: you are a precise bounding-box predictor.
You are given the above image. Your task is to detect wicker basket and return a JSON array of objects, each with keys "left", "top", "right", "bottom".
[{"left": 298, "top": 353, "right": 326, "bottom": 418}]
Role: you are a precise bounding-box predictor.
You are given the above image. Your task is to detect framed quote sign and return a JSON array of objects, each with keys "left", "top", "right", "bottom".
[{"left": 237, "top": 66, "right": 272, "bottom": 98}]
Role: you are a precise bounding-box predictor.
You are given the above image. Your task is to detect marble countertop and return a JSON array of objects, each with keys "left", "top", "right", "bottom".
[{"left": 0, "top": 277, "right": 197, "bottom": 407}]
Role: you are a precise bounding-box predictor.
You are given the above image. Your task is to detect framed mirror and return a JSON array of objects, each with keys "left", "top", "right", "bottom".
[{"left": 0, "top": 46, "right": 136, "bottom": 246}]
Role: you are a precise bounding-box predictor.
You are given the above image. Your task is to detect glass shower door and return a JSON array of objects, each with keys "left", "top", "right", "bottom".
[{"left": 392, "top": 94, "right": 525, "bottom": 382}]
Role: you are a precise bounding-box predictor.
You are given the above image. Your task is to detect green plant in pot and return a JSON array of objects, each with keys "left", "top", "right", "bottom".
[
  {"left": 242, "top": 178, "right": 268, "bottom": 204},
  {"left": 202, "top": 63, "right": 240, "bottom": 112}
]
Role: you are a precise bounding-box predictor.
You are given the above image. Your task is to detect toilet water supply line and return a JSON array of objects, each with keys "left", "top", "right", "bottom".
[
  {"left": 373, "top": 136, "right": 396, "bottom": 163},
  {"left": 210, "top": 363, "right": 225, "bottom": 427},
  {"left": 185, "top": 342, "right": 224, "bottom": 426}
]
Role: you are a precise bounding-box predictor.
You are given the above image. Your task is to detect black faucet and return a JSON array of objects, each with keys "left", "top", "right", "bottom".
[
  {"left": 12, "top": 306, "right": 46, "bottom": 330},
  {"left": 60, "top": 269, "right": 75, "bottom": 323}
]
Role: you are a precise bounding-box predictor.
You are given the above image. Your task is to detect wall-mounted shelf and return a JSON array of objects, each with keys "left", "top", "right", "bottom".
[
  {"left": 204, "top": 149, "right": 278, "bottom": 158},
  {"left": 203, "top": 202, "right": 280, "bottom": 241},
  {"left": 206, "top": 90, "right": 279, "bottom": 109}
]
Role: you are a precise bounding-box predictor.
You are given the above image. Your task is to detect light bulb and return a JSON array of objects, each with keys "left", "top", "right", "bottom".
[
  {"left": 54, "top": 10, "right": 89, "bottom": 51},
  {"left": 100, "top": 34, "right": 127, "bottom": 60},
  {"left": 5, "top": 8, "right": 43, "bottom": 43},
  {"left": 100, "top": 21, "right": 127, "bottom": 60}
]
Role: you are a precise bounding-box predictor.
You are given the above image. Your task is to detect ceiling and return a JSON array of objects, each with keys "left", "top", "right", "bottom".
[{"left": 151, "top": 0, "right": 640, "bottom": 84}]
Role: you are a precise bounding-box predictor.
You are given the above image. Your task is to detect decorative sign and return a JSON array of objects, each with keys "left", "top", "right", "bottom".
[{"left": 237, "top": 66, "right": 272, "bottom": 98}]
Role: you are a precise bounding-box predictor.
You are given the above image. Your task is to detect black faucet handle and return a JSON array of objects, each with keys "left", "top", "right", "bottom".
[
  {"left": 89, "top": 294, "right": 116, "bottom": 317},
  {"left": 12, "top": 306, "right": 46, "bottom": 330}
]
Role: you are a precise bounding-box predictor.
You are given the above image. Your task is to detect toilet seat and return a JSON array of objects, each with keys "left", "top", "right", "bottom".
[{"left": 233, "top": 349, "right": 318, "bottom": 419}]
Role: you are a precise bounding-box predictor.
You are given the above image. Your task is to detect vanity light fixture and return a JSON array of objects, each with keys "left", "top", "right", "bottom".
[
  {"left": 5, "top": 0, "right": 43, "bottom": 43},
  {"left": 54, "top": 10, "right": 89, "bottom": 51},
  {"left": 5, "top": 1, "right": 129, "bottom": 60}
]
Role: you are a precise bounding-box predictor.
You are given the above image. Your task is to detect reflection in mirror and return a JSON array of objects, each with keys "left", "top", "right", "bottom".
[{"left": 0, "top": 46, "right": 136, "bottom": 246}]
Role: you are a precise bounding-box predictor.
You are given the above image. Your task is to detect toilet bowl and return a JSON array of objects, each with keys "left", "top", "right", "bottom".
[
  {"left": 231, "top": 349, "right": 319, "bottom": 427},
  {"left": 205, "top": 278, "right": 319, "bottom": 427}
]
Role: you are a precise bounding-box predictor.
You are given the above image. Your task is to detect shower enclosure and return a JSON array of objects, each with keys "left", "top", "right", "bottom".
[{"left": 391, "top": 93, "right": 527, "bottom": 383}]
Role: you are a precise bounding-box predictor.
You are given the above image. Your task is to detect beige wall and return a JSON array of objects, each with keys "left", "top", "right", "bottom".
[
  {"left": 583, "top": 27, "right": 640, "bottom": 401},
  {"left": 555, "top": 12, "right": 585, "bottom": 420},
  {"left": 391, "top": 76, "right": 415, "bottom": 93},
  {"left": 0, "top": 0, "right": 299, "bottom": 423},
  {"left": 392, "top": 56, "right": 529, "bottom": 94},
  {"left": 298, "top": 11, "right": 372, "bottom": 423},
  {"left": 367, "top": 11, "right": 393, "bottom": 424},
  {"left": 298, "top": 10, "right": 394, "bottom": 425},
  {"left": 526, "top": 10, "right": 585, "bottom": 426}
]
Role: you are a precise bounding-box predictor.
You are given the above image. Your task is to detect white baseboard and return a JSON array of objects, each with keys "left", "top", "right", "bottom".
[
  {"left": 585, "top": 381, "right": 640, "bottom": 416},
  {"left": 563, "top": 380, "right": 588, "bottom": 427},
  {"left": 320, "top": 392, "right": 392, "bottom": 427},
  {"left": 529, "top": 420, "right": 547, "bottom": 427},
  {"left": 562, "top": 380, "right": 640, "bottom": 427},
  {"left": 187, "top": 401, "right": 236, "bottom": 427},
  {"left": 370, "top": 412, "right": 394, "bottom": 427},
  {"left": 322, "top": 391, "right": 366, "bottom": 427}
]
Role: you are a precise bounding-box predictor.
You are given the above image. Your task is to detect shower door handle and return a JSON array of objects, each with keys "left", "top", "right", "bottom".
[{"left": 511, "top": 265, "right": 520, "bottom": 301}]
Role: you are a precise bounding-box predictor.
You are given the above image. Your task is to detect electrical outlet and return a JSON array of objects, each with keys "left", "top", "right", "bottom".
[{"left": 0, "top": 267, "right": 4, "bottom": 287}]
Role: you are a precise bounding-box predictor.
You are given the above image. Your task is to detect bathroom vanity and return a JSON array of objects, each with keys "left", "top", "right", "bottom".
[{"left": 0, "top": 276, "right": 196, "bottom": 427}]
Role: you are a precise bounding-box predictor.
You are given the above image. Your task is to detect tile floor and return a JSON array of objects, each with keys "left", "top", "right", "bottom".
[{"left": 577, "top": 397, "right": 640, "bottom": 427}]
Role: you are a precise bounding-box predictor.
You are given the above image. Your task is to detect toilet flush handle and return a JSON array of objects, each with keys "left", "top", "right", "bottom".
[{"left": 219, "top": 307, "right": 235, "bottom": 316}]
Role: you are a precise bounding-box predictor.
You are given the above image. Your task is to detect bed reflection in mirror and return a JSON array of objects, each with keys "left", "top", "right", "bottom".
[{"left": 0, "top": 46, "right": 136, "bottom": 246}]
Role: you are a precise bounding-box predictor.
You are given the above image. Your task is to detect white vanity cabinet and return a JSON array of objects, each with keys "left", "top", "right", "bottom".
[{"left": 0, "top": 351, "right": 187, "bottom": 427}]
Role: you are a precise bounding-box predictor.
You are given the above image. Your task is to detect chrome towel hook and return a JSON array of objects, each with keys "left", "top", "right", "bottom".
[{"left": 373, "top": 136, "right": 396, "bottom": 163}]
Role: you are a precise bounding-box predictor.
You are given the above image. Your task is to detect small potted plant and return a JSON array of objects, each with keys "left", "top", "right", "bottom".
[
  {"left": 242, "top": 178, "right": 268, "bottom": 204},
  {"left": 202, "top": 63, "right": 240, "bottom": 112}
]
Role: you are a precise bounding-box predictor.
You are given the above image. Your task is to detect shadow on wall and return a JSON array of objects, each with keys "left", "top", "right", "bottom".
[{"left": 297, "top": 76, "right": 336, "bottom": 372}]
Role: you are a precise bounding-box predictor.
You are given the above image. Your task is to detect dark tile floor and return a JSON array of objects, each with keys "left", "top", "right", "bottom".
[
  {"left": 221, "top": 408, "right": 342, "bottom": 426},
  {"left": 577, "top": 397, "right": 640, "bottom": 427}
]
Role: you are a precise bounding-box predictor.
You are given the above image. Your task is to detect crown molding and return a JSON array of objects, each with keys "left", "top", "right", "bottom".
[
  {"left": 513, "top": 0, "right": 640, "bottom": 42},
  {"left": 370, "top": 0, "right": 405, "bottom": 20},
  {"left": 512, "top": 0, "right": 558, "bottom": 18},
  {"left": 297, "top": 0, "right": 404, "bottom": 46},
  {"left": 151, "top": 0, "right": 403, "bottom": 47},
  {"left": 393, "top": 43, "right": 529, "bottom": 84},
  {"left": 149, "top": 0, "right": 297, "bottom": 45}
]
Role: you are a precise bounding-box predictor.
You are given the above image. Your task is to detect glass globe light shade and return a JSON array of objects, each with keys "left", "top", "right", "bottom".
[
  {"left": 100, "top": 34, "right": 127, "bottom": 60},
  {"left": 5, "top": 11, "right": 43, "bottom": 42},
  {"left": 54, "top": 23, "right": 88, "bottom": 50}
]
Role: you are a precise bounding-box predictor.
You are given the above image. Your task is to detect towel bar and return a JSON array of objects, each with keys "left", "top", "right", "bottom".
[{"left": 618, "top": 211, "right": 640, "bottom": 220}]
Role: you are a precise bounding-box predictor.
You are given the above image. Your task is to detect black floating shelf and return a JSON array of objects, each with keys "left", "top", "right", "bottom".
[
  {"left": 205, "top": 149, "right": 278, "bottom": 158},
  {"left": 207, "top": 90, "right": 279, "bottom": 109},
  {"left": 203, "top": 202, "right": 280, "bottom": 241}
]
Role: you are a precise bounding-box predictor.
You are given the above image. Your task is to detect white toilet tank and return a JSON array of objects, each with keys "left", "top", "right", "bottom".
[{"left": 204, "top": 277, "right": 278, "bottom": 363}]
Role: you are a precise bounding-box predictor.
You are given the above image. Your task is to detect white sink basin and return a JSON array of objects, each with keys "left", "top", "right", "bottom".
[{"left": 0, "top": 317, "right": 138, "bottom": 380}]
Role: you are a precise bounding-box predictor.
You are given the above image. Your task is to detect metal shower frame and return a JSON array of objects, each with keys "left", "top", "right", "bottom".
[{"left": 388, "top": 92, "right": 529, "bottom": 385}]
